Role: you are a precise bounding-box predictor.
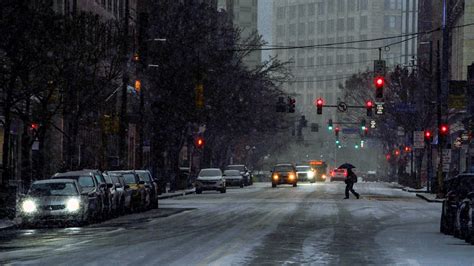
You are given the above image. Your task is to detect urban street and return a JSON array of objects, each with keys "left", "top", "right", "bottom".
[{"left": 2, "top": 182, "right": 473, "bottom": 265}]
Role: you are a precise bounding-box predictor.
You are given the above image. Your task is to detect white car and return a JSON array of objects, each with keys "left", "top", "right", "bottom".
[
  {"left": 296, "top": 165, "right": 315, "bottom": 183},
  {"left": 223, "top": 170, "right": 244, "bottom": 188},
  {"left": 195, "top": 168, "right": 226, "bottom": 194}
]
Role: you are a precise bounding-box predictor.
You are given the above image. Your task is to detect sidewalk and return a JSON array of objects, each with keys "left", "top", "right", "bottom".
[
  {"left": 158, "top": 187, "right": 195, "bottom": 200},
  {"left": 0, "top": 217, "right": 19, "bottom": 230},
  {"left": 397, "top": 185, "right": 444, "bottom": 203}
]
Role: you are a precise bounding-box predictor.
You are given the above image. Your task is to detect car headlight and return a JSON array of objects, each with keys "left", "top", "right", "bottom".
[
  {"left": 289, "top": 173, "right": 295, "bottom": 180},
  {"left": 66, "top": 198, "right": 81, "bottom": 212},
  {"left": 22, "top": 199, "right": 37, "bottom": 213},
  {"left": 273, "top": 174, "right": 279, "bottom": 180},
  {"left": 307, "top": 171, "right": 315, "bottom": 178},
  {"left": 322, "top": 174, "right": 327, "bottom": 179}
]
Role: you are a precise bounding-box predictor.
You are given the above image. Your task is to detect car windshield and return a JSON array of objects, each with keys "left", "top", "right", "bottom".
[
  {"left": 122, "top": 174, "right": 137, "bottom": 184},
  {"left": 296, "top": 166, "right": 311, "bottom": 171},
  {"left": 137, "top": 172, "right": 151, "bottom": 183},
  {"left": 29, "top": 182, "right": 78, "bottom": 196},
  {"left": 199, "top": 169, "right": 221, "bottom": 177},
  {"left": 226, "top": 165, "right": 245, "bottom": 172},
  {"left": 104, "top": 175, "right": 113, "bottom": 184},
  {"left": 274, "top": 165, "right": 294, "bottom": 172},
  {"left": 224, "top": 170, "right": 240, "bottom": 176}
]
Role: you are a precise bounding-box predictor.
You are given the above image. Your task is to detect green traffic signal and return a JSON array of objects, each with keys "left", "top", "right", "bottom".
[{"left": 355, "top": 145, "right": 359, "bottom": 149}]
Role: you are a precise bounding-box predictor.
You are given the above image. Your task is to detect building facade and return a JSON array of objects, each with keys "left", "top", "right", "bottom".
[{"left": 218, "top": 0, "right": 261, "bottom": 68}]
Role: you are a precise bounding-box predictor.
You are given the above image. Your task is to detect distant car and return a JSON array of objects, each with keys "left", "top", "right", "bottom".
[
  {"left": 52, "top": 170, "right": 107, "bottom": 220},
  {"left": 296, "top": 165, "right": 315, "bottom": 183},
  {"left": 19, "top": 179, "right": 96, "bottom": 226},
  {"left": 195, "top": 168, "right": 226, "bottom": 194},
  {"left": 225, "top": 165, "right": 252, "bottom": 186},
  {"left": 364, "top": 171, "right": 378, "bottom": 182},
  {"left": 271, "top": 164, "right": 297, "bottom": 188},
  {"left": 135, "top": 170, "right": 159, "bottom": 209},
  {"left": 331, "top": 168, "right": 347, "bottom": 182},
  {"left": 223, "top": 170, "right": 244, "bottom": 188}
]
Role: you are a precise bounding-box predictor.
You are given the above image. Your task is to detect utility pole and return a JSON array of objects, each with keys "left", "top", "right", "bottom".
[{"left": 118, "top": 0, "right": 130, "bottom": 169}]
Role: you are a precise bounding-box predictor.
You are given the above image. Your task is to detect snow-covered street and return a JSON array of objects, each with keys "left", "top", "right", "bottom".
[{"left": 1, "top": 182, "right": 473, "bottom": 265}]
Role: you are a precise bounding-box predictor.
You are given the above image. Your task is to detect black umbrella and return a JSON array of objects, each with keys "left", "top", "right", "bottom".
[{"left": 338, "top": 163, "right": 356, "bottom": 169}]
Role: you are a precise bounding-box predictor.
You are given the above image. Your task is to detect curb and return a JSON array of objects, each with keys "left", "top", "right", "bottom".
[
  {"left": 158, "top": 189, "right": 195, "bottom": 200},
  {"left": 0, "top": 219, "right": 19, "bottom": 231},
  {"left": 415, "top": 193, "right": 444, "bottom": 203}
]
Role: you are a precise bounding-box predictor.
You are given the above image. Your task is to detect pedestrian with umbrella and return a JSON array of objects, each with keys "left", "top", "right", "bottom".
[{"left": 339, "top": 163, "right": 360, "bottom": 199}]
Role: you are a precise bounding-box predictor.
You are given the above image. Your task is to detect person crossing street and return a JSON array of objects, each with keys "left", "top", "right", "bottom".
[{"left": 338, "top": 163, "right": 360, "bottom": 199}]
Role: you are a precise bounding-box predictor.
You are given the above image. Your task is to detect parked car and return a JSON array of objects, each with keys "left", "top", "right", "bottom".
[
  {"left": 195, "top": 168, "right": 226, "bottom": 194},
  {"left": 225, "top": 165, "right": 252, "bottom": 186},
  {"left": 114, "top": 173, "right": 133, "bottom": 213},
  {"left": 331, "top": 168, "right": 347, "bottom": 182},
  {"left": 363, "top": 170, "right": 378, "bottom": 182},
  {"left": 135, "top": 170, "right": 159, "bottom": 209},
  {"left": 271, "top": 163, "right": 297, "bottom": 188},
  {"left": 296, "top": 165, "right": 315, "bottom": 183},
  {"left": 52, "top": 170, "right": 107, "bottom": 220},
  {"left": 450, "top": 174, "right": 474, "bottom": 242},
  {"left": 108, "top": 171, "right": 149, "bottom": 212},
  {"left": 82, "top": 169, "right": 112, "bottom": 217},
  {"left": 19, "top": 179, "right": 96, "bottom": 226},
  {"left": 223, "top": 170, "right": 244, "bottom": 188},
  {"left": 103, "top": 173, "right": 122, "bottom": 216}
]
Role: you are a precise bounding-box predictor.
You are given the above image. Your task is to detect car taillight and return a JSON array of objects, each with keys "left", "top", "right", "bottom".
[{"left": 344, "top": 172, "right": 348, "bottom": 177}]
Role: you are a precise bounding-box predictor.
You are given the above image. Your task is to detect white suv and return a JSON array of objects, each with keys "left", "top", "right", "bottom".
[{"left": 195, "top": 168, "right": 226, "bottom": 194}]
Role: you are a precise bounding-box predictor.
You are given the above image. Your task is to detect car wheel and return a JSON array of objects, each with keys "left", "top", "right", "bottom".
[
  {"left": 240, "top": 182, "right": 244, "bottom": 188},
  {"left": 196, "top": 188, "right": 202, "bottom": 194},
  {"left": 220, "top": 187, "right": 226, "bottom": 193},
  {"left": 272, "top": 183, "right": 277, "bottom": 188},
  {"left": 293, "top": 183, "right": 297, "bottom": 187}
]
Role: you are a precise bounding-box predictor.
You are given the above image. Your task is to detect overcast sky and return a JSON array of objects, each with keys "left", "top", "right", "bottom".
[{"left": 258, "top": 0, "right": 272, "bottom": 61}]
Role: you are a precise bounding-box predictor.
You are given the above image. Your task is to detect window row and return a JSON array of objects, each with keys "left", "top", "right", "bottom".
[
  {"left": 276, "top": 0, "right": 369, "bottom": 20},
  {"left": 276, "top": 17, "right": 368, "bottom": 38}
]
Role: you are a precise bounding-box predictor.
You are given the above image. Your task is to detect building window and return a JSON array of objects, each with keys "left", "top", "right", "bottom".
[
  {"left": 317, "top": 21, "right": 325, "bottom": 34},
  {"left": 347, "top": 0, "right": 356, "bottom": 12},
  {"left": 359, "top": 52, "right": 367, "bottom": 62},
  {"left": 359, "top": 34, "right": 367, "bottom": 48},
  {"left": 307, "top": 56, "right": 314, "bottom": 66},
  {"left": 337, "top": 18, "right": 345, "bottom": 32},
  {"left": 346, "top": 54, "right": 354, "bottom": 64},
  {"left": 298, "top": 23, "right": 306, "bottom": 37},
  {"left": 277, "top": 25, "right": 285, "bottom": 38},
  {"left": 289, "top": 24, "right": 296, "bottom": 37},
  {"left": 327, "top": 19, "right": 335, "bottom": 33},
  {"left": 308, "top": 23, "right": 315, "bottom": 35},
  {"left": 326, "top": 55, "right": 333, "bottom": 65},
  {"left": 338, "top": 0, "right": 345, "bottom": 13},
  {"left": 298, "top": 4, "right": 306, "bottom": 17},
  {"left": 328, "top": 1, "right": 335, "bottom": 13},
  {"left": 359, "top": 0, "right": 368, "bottom": 10},
  {"left": 384, "top": 16, "right": 400, "bottom": 29},
  {"left": 308, "top": 3, "right": 316, "bottom": 16},
  {"left": 277, "top": 7, "right": 285, "bottom": 20},
  {"left": 337, "top": 54, "right": 344, "bottom": 64},
  {"left": 317, "top": 2, "right": 325, "bottom": 15},
  {"left": 289, "top": 5, "right": 296, "bottom": 19},
  {"left": 317, "top": 56, "right": 324, "bottom": 65},
  {"left": 360, "top": 16, "right": 368, "bottom": 29},
  {"left": 347, "top": 17, "right": 355, "bottom": 31}
]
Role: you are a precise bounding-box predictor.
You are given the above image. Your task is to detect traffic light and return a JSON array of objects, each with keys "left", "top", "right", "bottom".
[
  {"left": 195, "top": 137, "right": 205, "bottom": 149},
  {"left": 386, "top": 154, "right": 391, "bottom": 161},
  {"left": 336, "top": 139, "right": 340, "bottom": 144},
  {"left": 374, "top": 76, "right": 384, "bottom": 98},
  {"left": 439, "top": 124, "right": 449, "bottom": 144},
  {"left": 366, "top": 100, "right": 373, "bottom": 116},
  {"left": 315, "top": 98, "right": 323, "bottom": 115},
  {"left": 394, "top": 149, "right": 400, "bottom": 156},
  {"left": 404, "top": 146, "right": 412, "bottom": 153},
  {"left": 328, "top": 119, "right": 333, "bottom": 130},
  {"left": 424, "top": 130, "right": 432, "bottom": 144},
  {"left": 364, "top": 127, "right": 369, "bottom": 136},
  {"left": 288, "top": 97, "right": 296, "bottom": 113},
  {"left": 134, "top": 79, "right": 141, "bottom": 93},
  {"left": 355, "top": 144, "right": 359, "bottom": 149},
  {"left": 360, "top": 119, "right": 366, "bottom": 130},
  {"left": 335, "top": 127, "right": 340, "bottom": 137},
  {"left": 30, "top": 123, "right": 39, "bottom": 130}
]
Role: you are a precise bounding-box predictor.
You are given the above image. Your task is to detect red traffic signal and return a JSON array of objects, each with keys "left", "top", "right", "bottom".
[
  {"left": 374, "top": 77, "right": 384, "bottom": 88},
  {"left": 366, "top": 100, "right": 373, "bottom": 116},
  {"left": 404, "top": 146, "right": 412, "bottom": 153},
  {"left": 315, "top": 98, "right": 323, "bottom": 115},
  {"left": 424, "top": 130, "right": 432, "bottom": 143},
  {"left": 394, "top": 149, "right": 400, "bottom": 156},
  {"left": 195, "top": 137, "right": 205, "bottom": 149},
  {"left": 335, "top": 127, "right": 340, "bottom": 137},
  {"left": 30, "top": 123, "right": 39, "bottom": 130},
  {"left": 386, "top": 154, "right": 391, "bottom": 161},
  {"left": 439, "top": 124, "right": 449, "bottom": 135}
]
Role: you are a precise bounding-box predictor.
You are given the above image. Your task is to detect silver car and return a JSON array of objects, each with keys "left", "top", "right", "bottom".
[
  {"left": 19, "top": 179, "right": 95, "bottom": 227},
  {"left": 223, "top": 170, "right": 244, "bottom": 188},
  {"left": 195, "top": 168, "right": 226, "bottom": 194}
]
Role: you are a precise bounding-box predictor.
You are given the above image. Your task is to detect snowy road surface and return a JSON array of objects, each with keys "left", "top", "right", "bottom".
[{"left": 1, "top": 182, "right": 474, "bottom": 265}]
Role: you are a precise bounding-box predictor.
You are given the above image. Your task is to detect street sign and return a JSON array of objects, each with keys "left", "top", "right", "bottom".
[
  {"left": 373, "top": 60, "right": 386, "bottom": 76},
  {"left": 342, "top": 128, "right": 359, "bottom": 134},
  {"left": 337, "top": 102, "right": 348, "bottom": 112},
  {"left": 370, "top": 120, "right": 376, "bottom": 129},
  {"left": 375, "top": 102, "right": 384, "bottom": 115},
  {"left": 442, "top": 149, "right": 452, "bottom": 163},
  {"left": 413, "top": 131, "right": 425, "bottom": 149}
]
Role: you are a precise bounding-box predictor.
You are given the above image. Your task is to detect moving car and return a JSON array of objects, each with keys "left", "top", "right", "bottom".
[
  {"left": 225, "top": 165, "right": 252, "bottom": 186},
  {"left": 296, "top": 165, "right": 316, "bottom": 183},
  {"left": 195, "top": 168, "right": 226, "bottom": 194},
  {"left": 331, "top": 168, "right": 347, "bottom": 182},
  {"left": 223, "top": 170, "right": 244, "bottom": 188},
  {"left": 52, "top": 170, "right": 107, "bottom": 220},
  {"left": 364, "top": 170, "right": 378, "bottom": 182},
  {"left": 19, "top": 179, "right": 96, "bottom": 226},
  {"left": 271, "top": 163, "right": 297, "bottom": 188}
]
